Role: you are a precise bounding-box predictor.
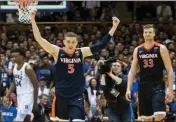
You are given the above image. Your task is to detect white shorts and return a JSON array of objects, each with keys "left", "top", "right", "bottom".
[{"left": 15, "top": 92, "right": 34, "bottom": 121}]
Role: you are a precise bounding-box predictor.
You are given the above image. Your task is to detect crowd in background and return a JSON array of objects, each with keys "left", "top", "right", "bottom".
[
  {"left": 0, "top": 1, "right": 176, "bottom": 122},
  {"left": 1, "top": 1, "right": 176, "bottom": 23}
]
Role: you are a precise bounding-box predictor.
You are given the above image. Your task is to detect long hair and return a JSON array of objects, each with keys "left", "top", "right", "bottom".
[{"left": 89, "top": 78, "right": 99, "bottom": 95}]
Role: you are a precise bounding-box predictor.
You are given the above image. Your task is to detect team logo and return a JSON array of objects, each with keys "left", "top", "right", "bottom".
[
  {"left": 139, "top": 50, "right": 143, "bottom": 53},
  {"left": 75, "top": 51, "right": 80, "bottom": 57},
  {"left": 154, "top": 47, "right": 158, "bottom": 50},
  {"left": 60, "top": 53, "right": 65, "bottom": 57},
  {"left": 154, "top": 47, "right": 158, "bottom": 52}
]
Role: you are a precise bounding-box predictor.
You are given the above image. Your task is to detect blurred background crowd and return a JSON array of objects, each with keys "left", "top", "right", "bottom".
[{"left": 1, "top": 1, "right": 176, "bottom": 122}]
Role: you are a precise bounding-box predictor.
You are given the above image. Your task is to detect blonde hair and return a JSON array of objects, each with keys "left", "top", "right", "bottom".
[{"left": 143, "top": 24, "right": 154, "bottom": 29}]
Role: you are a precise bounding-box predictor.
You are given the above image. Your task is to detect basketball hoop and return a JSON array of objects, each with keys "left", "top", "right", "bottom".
[{"left": 14, "top": 0, "right": 38, "bottom": 24}]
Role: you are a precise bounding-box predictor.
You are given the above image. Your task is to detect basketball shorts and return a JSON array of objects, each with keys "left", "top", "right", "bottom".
[
  {"left": 15, "top": 92, "right": 34, "bottom": 121},
  {"left": 138, "top": 82, "right": 166, "bottom": 116},
  {"left": 55, "top": 94, "right": 85, "bottom": 120}
]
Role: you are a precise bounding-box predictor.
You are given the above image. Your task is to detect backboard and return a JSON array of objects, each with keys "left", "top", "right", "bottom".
[{"left": 0, "top": 0, "right": 69, "bottom": 12}]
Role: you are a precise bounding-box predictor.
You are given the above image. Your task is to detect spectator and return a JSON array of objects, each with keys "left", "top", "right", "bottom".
[
  {"left": 157, "top": 2, "right": 173, "bottom": 23},
  {"left": 33, "top": 94, "right": 49, "bottom": 122},
  {"left": 38, "top": 54, "right": 55, "bottom": 89},
  {"left": 136, "top": 2, "right": 156, "bottom": 21},
  {"left": 109, "top": 61, "right": 131, "bottom": 122},
  {"left": 0, "top": 52, "right": 13, "bottom": 87},
  {"left": 0, "top": 97, "right": 17, "bottom": 122},
  {"left": 172, "top": 58, "right": 176, "bottom": 85},
  {"left": 82, "top": 1, "right": 100, "bottom": 10},
  {"left": 25, "top": 50, "right": 31, "bottom": 62},
  {"left": 38, "top": 77, "right": 50, "bottom": 103},
  {"left": 86, "top": 77, "right": 100, "bottom": 116},
  {"left": 72, "top": 10, "right": 84, "bottom": 21}
]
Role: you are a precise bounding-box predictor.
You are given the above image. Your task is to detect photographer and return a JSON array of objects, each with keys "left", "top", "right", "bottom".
[{"left": 96, "top": 59, "right": 131, "bottom": 122}]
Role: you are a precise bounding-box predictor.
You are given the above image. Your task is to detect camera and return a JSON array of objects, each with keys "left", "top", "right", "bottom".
[{"left": 99, "top": 57, "right": 116, "bottom": 74}]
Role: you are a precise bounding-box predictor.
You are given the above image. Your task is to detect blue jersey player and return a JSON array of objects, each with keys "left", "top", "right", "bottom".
[{"left": 30, "top": 9, "right": 120, "bottom": 121}]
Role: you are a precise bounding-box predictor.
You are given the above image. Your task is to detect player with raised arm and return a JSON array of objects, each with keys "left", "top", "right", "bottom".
[
  {"left": 30, "top": 9, "right": 120, "bottom": 122},
  {"left": 125, "top": 24, "right": 173, "bottom": 121},
  {"left": 6, "top": 48, "right": 39, "bottom": 122}
]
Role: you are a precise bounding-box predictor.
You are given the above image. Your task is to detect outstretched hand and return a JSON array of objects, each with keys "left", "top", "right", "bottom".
[
  {"left": 125, "top": 90, "right": 131, "bottom": 102},
  {"left": 112, "top": 17, "right": 120, "bottom": 28},
  {"left": 30, "top": 8, "right": 37, "bottom": 19}
]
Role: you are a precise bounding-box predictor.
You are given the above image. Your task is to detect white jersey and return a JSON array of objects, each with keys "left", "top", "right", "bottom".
[{"left": 13, "top": 62, "right": 34, "bottom": 95}]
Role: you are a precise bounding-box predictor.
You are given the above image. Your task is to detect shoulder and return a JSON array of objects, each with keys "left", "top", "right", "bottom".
[
  {"left": 80, "top": 47, "right": 90, "bottom": 52},
  {"left": 137, "top": 43, "right": 144, "bottom": 49},
  {"left": 133, "top": 47, "right": 139, "bottom": 54},
  {"left": 159, "top": 44, "right": 168, "bottom": 53},
  {"left": 154, "top": 42, "right": 162, "bottom": 46},
  {"left": 134, "top": 44, "right": 144, "bottom": 52},
  {"left": 25, "top": 63, "right": 33, "bottom": 70},
  {"left": 25, "top": 63, "right": 34, "bottom": 74}
]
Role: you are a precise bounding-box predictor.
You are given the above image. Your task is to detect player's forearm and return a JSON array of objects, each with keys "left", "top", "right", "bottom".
[
  {"left": 31, "top": 18, "right": 42, "bottom": 42},
  {"left": 31, "top": 18, "right": 54, "bottom": 53},
  {"left": 127, "top": 71, "right": 135, "bottom": 91},
  {"left": 90, "top": 20, "right": 118, "bottom": 53},
  {"left": 109, "top": 26, "right": 118, "bottom": 36},
  {"left": 31, "top": 18, "right": 50, "bottom": 46},
  {"left": 167, "top": 70, "right": 174, "bottom": 92},
  {"left": 90, "top": 34, "right": 112, "bottom": 53},
  {"left": 7, "top": 82, "right": 16, "bottom": 97},
  {"left": 31, "top": 79, "right": 39, "bottom": 104},
  {"left": 33, "top": 83, "right": 39, "bottom": 104}
]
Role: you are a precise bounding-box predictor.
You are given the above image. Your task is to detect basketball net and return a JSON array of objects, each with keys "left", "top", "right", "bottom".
[{"left": 14, "top": 0, "right": 38, "bottom": 24}]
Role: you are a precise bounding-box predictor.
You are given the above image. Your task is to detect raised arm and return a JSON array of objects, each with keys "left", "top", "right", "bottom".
[
  {"left": 126, "top": 47, "right": 138, "bottom": 101},
  {"left": 91, "top": 18, "right": 119, "bottom": 51},
  {"left": 81, "top": 17, "right": 120, "bottom": 58},
  {"left": 30, "top": 9, "right": 59, "bottom": 62}
]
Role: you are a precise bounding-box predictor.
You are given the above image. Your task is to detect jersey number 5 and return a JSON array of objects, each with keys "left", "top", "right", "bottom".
[
  {"left": 143, "top": 59, "right": 154, "bottom": 68},
  {"left": 68, "top": 64, "right": 75, "bottom": 74}
]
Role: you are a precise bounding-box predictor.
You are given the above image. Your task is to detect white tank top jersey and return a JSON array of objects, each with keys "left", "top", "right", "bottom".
[{"left": 13, "top": 62, "right": 34, "bottom": 95}]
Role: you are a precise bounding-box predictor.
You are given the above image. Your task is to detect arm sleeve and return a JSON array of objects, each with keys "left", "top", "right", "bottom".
[{"left": 90, "top": 34, "right": 112, "bottom": 53}]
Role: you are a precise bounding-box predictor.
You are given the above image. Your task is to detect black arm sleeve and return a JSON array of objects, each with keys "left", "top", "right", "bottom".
[{"left": 90, "top": 33, "right": 112, "bottom": 53}]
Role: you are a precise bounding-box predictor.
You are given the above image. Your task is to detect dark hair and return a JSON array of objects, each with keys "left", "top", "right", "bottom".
[
  {"left": 89, "top": 78, "right": 99, "bottom": 95},
  {"left": 64, "top": 32, "right": 78, "bottom": 40},
  {"left": 42, "top": 54, "right": 49, "bottom": 59},
  {"left": 11, "top": 48, "right": 25, "bottom": 57},
  {"left": 116, "top": 61, "right": 124, "bottom": 70},
  {"left": 0, "top": 52, "right": 5, "bottom": 56},
  {"left": 169, "top": 49, "right": 176, "bottom": 53},
  {"left": 112, "top": 61, "right": 125, "bottom": 74},
  {"left": 39, "top": 94, "right": 48, "bottom": 99}
]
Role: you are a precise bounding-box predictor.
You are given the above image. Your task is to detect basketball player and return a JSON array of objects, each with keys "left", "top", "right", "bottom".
[
  {"left": 125, "top": 24, "right": 173, "bottom": 121},
  {"left": 30, "top": 9, "right": 120, "bottom": 121},
  {"left": 6, "top": 48, "right": 39, "bottom": 122}
]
